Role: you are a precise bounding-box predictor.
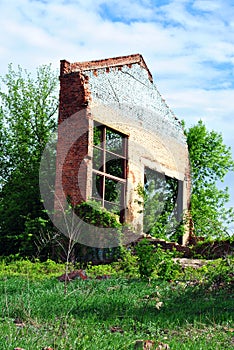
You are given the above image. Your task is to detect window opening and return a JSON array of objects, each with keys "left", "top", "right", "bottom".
[
  {"left": 143, "top": 167, "right": 183, "bottom": 240},
  {"left": 92, "top": 122, "right": 127, "bottom": 222}
]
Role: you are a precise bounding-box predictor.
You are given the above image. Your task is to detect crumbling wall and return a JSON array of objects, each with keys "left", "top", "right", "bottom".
[
  {"left": 55, "top": 54, "right": 191, "bottom": 242},
  {"left": 83, "top": 60, "right": 190, "bottom": 234},
  {"left": 54, "top": 70, "right": 92, "bottom": 210}
]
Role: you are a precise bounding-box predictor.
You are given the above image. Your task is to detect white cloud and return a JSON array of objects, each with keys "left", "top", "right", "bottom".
[
  {"left": 0, "top": 0, "right": 233, "bottom": 208},
  {"left": 193, "top": 0, "right": 221, "bottom": 12}
]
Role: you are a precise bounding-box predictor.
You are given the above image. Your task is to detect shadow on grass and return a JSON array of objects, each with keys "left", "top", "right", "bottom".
[
  {"left": 69, "top": 279, "right": 234, "bottom": 328},
  {"left": 1, "top": 276, "right": 233, "bottom": 331}
]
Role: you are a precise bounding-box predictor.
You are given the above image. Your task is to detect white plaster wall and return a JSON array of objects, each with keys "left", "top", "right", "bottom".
[{"left": 85, "top": 63, "right": 190, "bottom": 233}]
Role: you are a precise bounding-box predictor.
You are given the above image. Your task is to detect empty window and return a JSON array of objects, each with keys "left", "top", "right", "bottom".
[
  {"left": 92, "top": 122, "right": 127, "bottom": 222},
  {"left": 143, "top": 167, "right": 183, "bottom": 240}
]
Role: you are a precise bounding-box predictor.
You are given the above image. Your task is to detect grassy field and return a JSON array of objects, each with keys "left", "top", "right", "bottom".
[{"left": 0, "top": 259, "right": 233, "bottom": 349}]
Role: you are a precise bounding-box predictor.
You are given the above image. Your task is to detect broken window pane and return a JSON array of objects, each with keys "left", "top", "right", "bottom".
[
  {"left": 104, "top": 201, "right": 121, "bottom": 216},
  {"left": 104, "top": 177, "right": 122, "bottom": 203},
  {"left": 106, "top": 128, "right": 123, "bottom": 155},
  {"left": 92, "top": 173, "right": 103, "bottom": 200},
  {"left": 106, "top": 153, "right": 124, "bottom": 178},
  {"left": 93, "top": 147, "right": 103, "bottom": 171},
  {"left": 93, "top": 124, "right": 103, "bottom": 147},
  {"left": 92, "top": 122, "right": 127, "bottom": 223}
]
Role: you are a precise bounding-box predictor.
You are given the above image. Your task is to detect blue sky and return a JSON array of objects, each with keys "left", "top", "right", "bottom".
[{"left": 0, "top": 0, "right": 234, "bottom": 229}]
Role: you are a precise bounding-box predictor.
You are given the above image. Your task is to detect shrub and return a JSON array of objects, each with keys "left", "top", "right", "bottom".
[
  {"left": 75, "top": 200, "right": 121, "bottom": 229},
  {"left": 73, "top": 200, "right": 122, "bottom": 263},
  {"left": 0, "top": 258, "right": 65, "bottom": 279},
  {"left": 154, "top": 245, "right": 181, "bottom": 281},
  {"left": 135, "top": 239, "right": 181, "bottom": 280},
  {"left": 117, "top": 246, "right": 138, "bottom": 277},
  {"left": 135, "top": 239, "right": 156, "bottom": 279},
  {"left": 204, "top": 257, "right": 234, "bottom": 288}
]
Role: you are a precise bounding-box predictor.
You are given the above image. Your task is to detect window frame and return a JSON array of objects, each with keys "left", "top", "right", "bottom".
[
  {"left": 92, "top": 122, "right": 128, "bottom": 222},
  {"left": 143, "top": 166, "right": 183, "bottom": 238}
]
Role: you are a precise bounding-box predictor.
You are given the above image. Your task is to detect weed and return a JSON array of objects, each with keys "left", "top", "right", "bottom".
[
  {"left": 135, "top": 239, "right": 181, "bottom": 281},
  {"left": 135, "top": 238, "right": 156, "bottom": 279},
  {"left": 0, "top": 273, "right": 233, "bottom": 349}
]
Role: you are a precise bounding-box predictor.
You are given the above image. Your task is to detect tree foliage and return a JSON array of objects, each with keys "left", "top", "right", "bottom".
[
  {"left": 185, "top": 120, "right": 234, "bottom": 238},
  {"left": 143, "top": 170, "right": 180, "bottom": 240},
  {"left": 1, "top": 62, "right": 234, "bottom": 258},
  {"left": 0, "top": 64, "right": 58, "bottom": 256}
]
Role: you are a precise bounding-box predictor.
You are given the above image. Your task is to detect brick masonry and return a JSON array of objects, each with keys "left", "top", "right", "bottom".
[{"left": 55, "top": 54, "right": 191, "bottom": 244}]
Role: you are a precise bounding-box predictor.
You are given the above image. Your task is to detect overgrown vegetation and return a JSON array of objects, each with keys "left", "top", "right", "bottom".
[
  {"left": 135, "top": 239, "right": 181, "bottom": 280},
  {"left": 0, "top": 256, "right": 233, "bottom": 349},
  {"left": 185, "top": 120, "right": 234, "bottom": 239},
  {"left": 0, "top": 61, "right": 233, "bottom": 349},
  {"left": 191, "top": 236, "right": 234, "bottom": 259},
  {"left": 0, "top": 64, "right": 58, "bottom": 257},
  {"left": 0, "top": 64, "right": 234, "bottom": 261},
  {"left": 74, "top": 200, "right": 121, "bottom": 229}
]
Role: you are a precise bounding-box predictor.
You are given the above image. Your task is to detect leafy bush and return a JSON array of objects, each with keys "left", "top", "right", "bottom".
[
  {"left": 135, "top": 239, "right": 181, "bottom": 280},
  {"left": 135, "top": 239, "right": 156, "bottom": 279},
  {"left": 204, "top": 257, "right": 234, "bottom": 288},
  {"left": 0, "top": 258, "right": 65, "bottom": 279},
  {"left": 180, "top": 256, "right": 234, "bottom": 291},
  {"left": 191, "top": 237, "right": 234, "bottom": 259},
  {"left": 117, "top": 246, "right": 138, "bottom": 277},
  {"left": 75, "top": 200, "right": 121, "bottom": 228},
  {"left": 73, "top": 200, "right": 122, "bottom": 263},
  {"left": 86, "top": 263, "right": 118, "bottom": 278},
  {"left": 154, "top": 245, "right": 181, "bottom": 281}
]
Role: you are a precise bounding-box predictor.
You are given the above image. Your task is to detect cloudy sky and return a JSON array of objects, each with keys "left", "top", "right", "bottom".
[{"left": 1, "top": 0, "right": 234, "bottom": 225}]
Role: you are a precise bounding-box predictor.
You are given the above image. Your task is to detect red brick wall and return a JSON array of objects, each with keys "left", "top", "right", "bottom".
[
  {"left": 54, "top": 67, "right": 91, "bottom": 211},
  {"left": 55, "top": 55, "right": 192, "bottom": 243},
  {"left": 60, "top": 55, "right": 153, "bottom": 82}
]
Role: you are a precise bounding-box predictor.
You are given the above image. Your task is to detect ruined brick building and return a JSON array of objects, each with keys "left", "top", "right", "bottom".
[{"left": 54, "top": 54, "right": 191, "bottom": 245}]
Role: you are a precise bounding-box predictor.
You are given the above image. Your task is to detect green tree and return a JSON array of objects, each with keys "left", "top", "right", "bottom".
[
  {"left": 0, "top": 64, "right": 58, "bottom": 256},
  {"left": 136, "top": 168, "right": 182, "bottom": 242},
  {"left": 185, "top": 120, "right": 234, "bottom": 238}
]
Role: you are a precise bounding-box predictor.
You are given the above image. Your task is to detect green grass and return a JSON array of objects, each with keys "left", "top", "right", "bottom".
[{"left": 0, "top": 271, "right": 233, "bottom": 349}]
